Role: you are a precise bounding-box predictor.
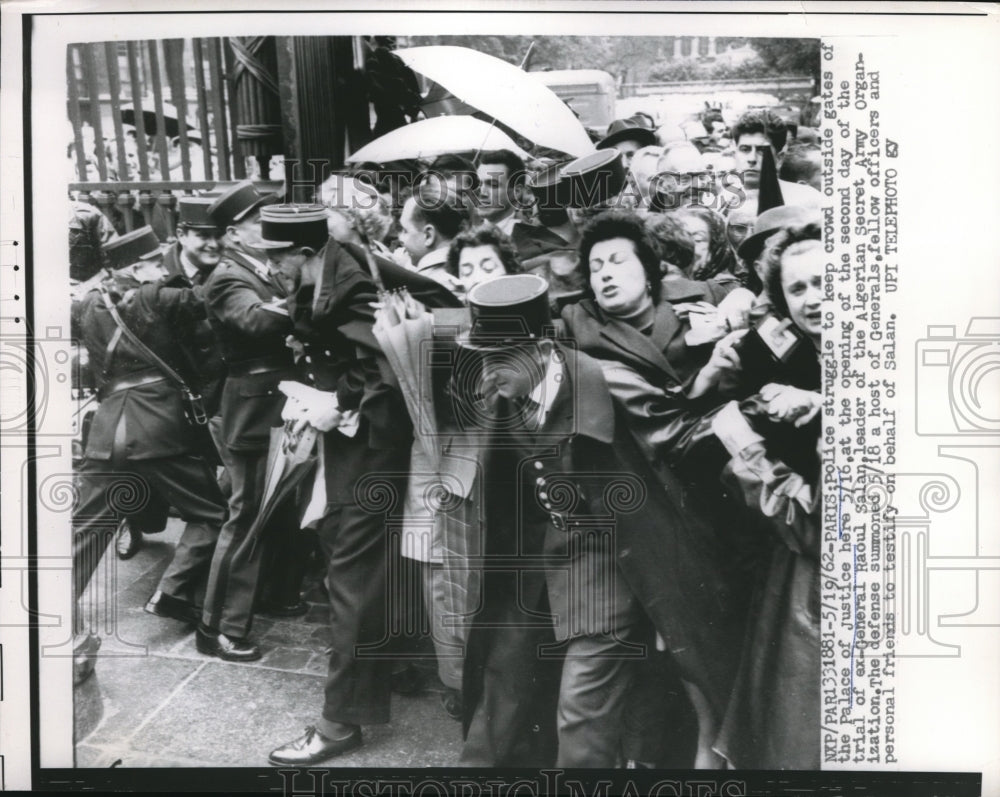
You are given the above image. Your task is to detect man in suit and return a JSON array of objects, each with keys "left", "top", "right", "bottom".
[
  {"left": 262, "top": 205, "right": 413, "bottom": 765},
  {"left": 396, "top": 179, "right": 469, "bottom": 296},
  {"left": 196, "top": 181, "right": 299, "bottom": 662},
  {"left": 476, "top": 149, "right": 528, "bottom": 237},
  {"left": 318, "top": 173, "right": 462, "bottom": 309},
  {"left": 73, "top": 226, "right": 228, "bottom": 678}
]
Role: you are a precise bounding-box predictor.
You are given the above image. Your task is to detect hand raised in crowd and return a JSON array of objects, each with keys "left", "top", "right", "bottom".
[
  {"left": 373, "top": 288, "right": 429, "bottom": 332},
  {"left": 689, "top": 328, "right": 748, "bottom": 397},
  {"left": 759, "top": 382, "right": 821, "bottom": 427}
]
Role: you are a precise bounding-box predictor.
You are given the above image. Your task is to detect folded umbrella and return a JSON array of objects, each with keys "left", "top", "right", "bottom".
[
  {"left": 347, "top": 115, "right": 529, "bottom": 164},
  {"left": 239, "top": 424, "right": 317, "bottom": 561}
]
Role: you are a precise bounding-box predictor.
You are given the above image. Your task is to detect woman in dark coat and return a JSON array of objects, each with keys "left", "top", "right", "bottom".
[
  {"left": 561, "top": 210, "right": 751, "bottom": 767},
  {"left": 692, "top": 222, "right": 823, "bottom": 768}
]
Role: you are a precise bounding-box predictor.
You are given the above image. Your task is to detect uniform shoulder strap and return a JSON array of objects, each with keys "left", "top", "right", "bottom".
[{"left": 98, "top": 286, "right": 193, "bottom": 393}]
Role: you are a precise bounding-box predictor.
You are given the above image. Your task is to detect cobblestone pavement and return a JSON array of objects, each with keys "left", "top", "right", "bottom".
[{"left": 74, "top": 519, "right": 463, "bottom": 768}]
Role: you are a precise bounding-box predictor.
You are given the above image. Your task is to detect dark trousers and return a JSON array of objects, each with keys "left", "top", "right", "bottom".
[
  {"left": 459, "top": 587, "right": 563, "bottom": 767},
  {"left": 201, "top": 448, "right": 300, "bottom": 637},
  {"left": 317, "top": 437, "right": 408, "bottom": 727},
  {"left": 461, "top": 570, "right": 642, "bottom": 768},
  {"left": 73, "top": 453, "right": 226, "bottom": 628}
]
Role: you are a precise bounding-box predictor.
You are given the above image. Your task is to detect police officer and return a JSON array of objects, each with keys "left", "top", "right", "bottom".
[
  {"left": 197, "top": 181, "right": 298, "bottom": 661},
  {"left": 263, "top": 205, "right": 413, "bottom": 765},
  {"left": 455, "top": 274, "right": 694, "bottom": 768},
  {"left": 73, "top": 226, "right": 228, "bottom": 657},
  {"left": 115, "top": 197, "right": 229, "bottom": 561}
]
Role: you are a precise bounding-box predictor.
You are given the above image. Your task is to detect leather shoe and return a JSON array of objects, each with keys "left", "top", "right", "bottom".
[
  {"left": 196, "top": 624, "right": 262, "bottom": 662},
  {"left": 268, "top": 725, "right": 362, "bottom": 766},
  {"left": 115, "top": 517, "right": 142, "bottom": 560},
  {"left": 145, "top": 591, "right": 200, "bottom": 625}
]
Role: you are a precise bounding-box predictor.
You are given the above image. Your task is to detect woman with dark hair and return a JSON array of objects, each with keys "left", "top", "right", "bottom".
[
  {"left": 562, "top": 209, "right": 748, "bottom": 768},
  {"left": 567, "top": 210, "right": 724, "bottom": 385},
  {"left": 445, "top": 223, "right": 522, "bottom": 294}
]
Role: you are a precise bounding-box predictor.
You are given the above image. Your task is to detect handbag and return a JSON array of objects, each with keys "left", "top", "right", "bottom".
[{"left": 99, "top": 287, "right": 208, "bottom": 427}]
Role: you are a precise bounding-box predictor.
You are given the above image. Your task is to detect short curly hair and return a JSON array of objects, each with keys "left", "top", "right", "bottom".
[
  {"left": 446, "top": 223, "right": 523, "bottom": 279},
  {"left": 761, "top": 222, "right": 822, "bottom": 319},
  {"left": 731, "top": 108, "right": 788, "bottom": 153},
  {"left": 577, "top": 210, "right": 663, "bottom": 305}
]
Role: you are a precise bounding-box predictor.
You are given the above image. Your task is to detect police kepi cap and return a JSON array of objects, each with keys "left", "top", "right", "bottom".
[
  {"left": 103, "top": 226, "right": 168, "bottom": 270},
  {"left": 459, "top": 274, "right": 553, "bottom": 351},
  {"left": 560, "top": 150, "right": 627, "bottom": 209},
  {"left": 177, "top": 197, "right": 222, "bottom": 231},
  {"left": 257, "top": 204, "right": 330, "bottom": 250},
  {"left": 207, "top": 180, "right": 278, "bottom": 228},
  {"left": 528, "top": 161, "right": 572, "bottom": 213}
]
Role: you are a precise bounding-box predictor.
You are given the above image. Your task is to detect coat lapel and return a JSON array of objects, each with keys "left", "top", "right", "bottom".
[
  {"left": 228, "top": 248, "right": 281, "bottom": 296},
  {"left": 594, "top": 303, "right": 682, "bottom": 385}
]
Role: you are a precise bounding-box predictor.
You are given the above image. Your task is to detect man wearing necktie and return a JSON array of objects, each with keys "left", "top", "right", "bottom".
[{"left": 196, "top": 181, "right": 298, "bottom": 661}]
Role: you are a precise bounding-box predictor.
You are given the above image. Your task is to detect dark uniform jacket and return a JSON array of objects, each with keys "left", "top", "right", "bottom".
[
  {"left": 76, "top": 274, "right": 207, "bottom": 461},
  {"left": 464, "top": 345, "right": 745, "bottom": 728},
  {"left": 161, "top": 243, "right": 226, "bottom": 415},
  {"left": 204, "top": 246, "right": 296, "bottom": 452},
  {"left": 340, "top": 241, "right": 462, "bottom": 309},
  {"left": 288, "top": 239, "right": 412, "bottom": 454}
]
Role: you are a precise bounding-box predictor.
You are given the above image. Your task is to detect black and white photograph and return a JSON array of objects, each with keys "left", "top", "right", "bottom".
[
  {"left": 64, "top": 29, "right": 824, "bottom": 773},
  {"left": 2, "top": 4, "right": 998, "bottom": 795}
]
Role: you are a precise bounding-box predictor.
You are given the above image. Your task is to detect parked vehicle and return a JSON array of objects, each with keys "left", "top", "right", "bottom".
[{"left": 532, "top": 69, "right": 616, "bottom": 135}]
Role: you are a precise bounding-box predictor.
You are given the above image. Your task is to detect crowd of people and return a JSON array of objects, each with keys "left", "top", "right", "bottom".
[{"left": 70, "top": 104, "right": 823, "bottom": 770}]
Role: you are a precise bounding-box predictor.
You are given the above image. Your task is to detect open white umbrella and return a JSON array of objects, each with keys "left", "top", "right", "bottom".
[
  {"left": 347, "top": 115, "right": 529, "bottom": 164},
  {"left": 395, "top": 45, "right": 596, "bottom": 159}
]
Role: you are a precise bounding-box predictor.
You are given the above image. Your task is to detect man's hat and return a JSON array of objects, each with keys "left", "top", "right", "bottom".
[
  {"left": 177, "top": 197, "right": 222, "bottom": 232},
  {"left": 103, "top": 226, "right": 168, "bottom": 270},
  {"left": 257, "top": 204, "right": 329, "bottom": 250},
  {"left": 459, "top": 273, "right": 553, "bottom": 351},
  {"left": 737, "top": 205, "right": 821, "bottom": 265},
  {"left": 207, "top": 180, "right": 278, "bottom": 228},
  {"left": 561, "top": 150, "right": 627, "bottom": 209},
  {"left": 597, "top": 118, "right": 659, "bottom": 152}
]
